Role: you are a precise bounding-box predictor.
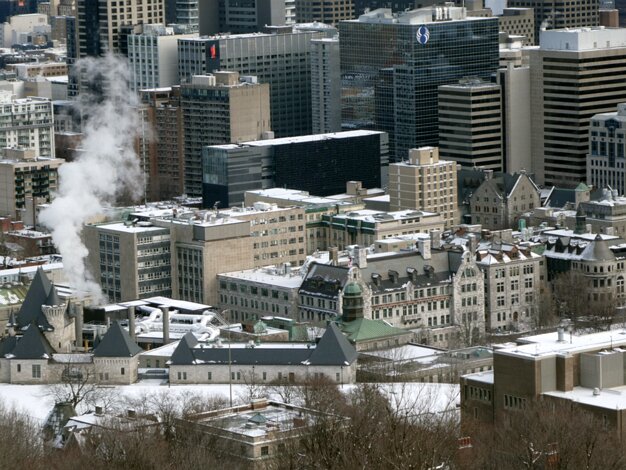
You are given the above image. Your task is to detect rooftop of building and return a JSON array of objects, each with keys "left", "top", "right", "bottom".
[
  {"left": 218, "top": 263, "right": 306, "bottom": 289},
  {"left": 209, "top": 130, "right": 385, "bottom": 150},
  {"left": 496, "top": 329, "right": 626, "bottom": 360},
  {"left": 89, "top": 221, "right": 169, "bottom": 234},
  {"left": 543, "top": 386, "right": 626, "bottom": 410},
  {"left": 540, "top": 26, "right": 626, "bottom": 51},
  {"left": 244, "top": 187, "right": 360, "bottom": 208},
  {"left": 438, "top": 79, "right": 500, "bottom": 90},
  {"left": 183, "top": 399, "right": 331, "bottom": 438},
  {"left": 329, "top": 209, "right": 438, "bottom": 223},
  {"left": 346, "top": 6, "right": 493, "bottom": 24}
]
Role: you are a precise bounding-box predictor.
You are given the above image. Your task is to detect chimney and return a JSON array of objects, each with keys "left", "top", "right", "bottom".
[
  {"left": 161, "top": 306, "right": 170, "bottom": 345},
  {"left": 418, "top": 238, "right": 431, "bottom": 260},
  {"left": 354, "top": 245, "right": 367, "bottom": 268},
  {"left": 128, "top": 306, "right": 136, "bottom": 341},
  {"left": 430, "top": 229, "right": 442, "bottom": 249},
  {"left": 74, "top": 302, "right": 84, "bottom": 351},
  {"left": 484, "top": 169, "right": 494, "bottom": 181},
  {"left": 557, "top": 326, "right": 565, "bottom": 342},
  {"left": 467, "top": 234, "right": 478, "bottom": 254},
  {"left": 329, "top": 246, "right": 339, "bottom": 266}
]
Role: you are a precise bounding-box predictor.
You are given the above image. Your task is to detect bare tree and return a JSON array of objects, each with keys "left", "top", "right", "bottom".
[{"left": 46, "top": 363, "right": 111, "bottom": 412}]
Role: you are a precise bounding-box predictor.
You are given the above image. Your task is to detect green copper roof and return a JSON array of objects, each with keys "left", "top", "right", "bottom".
[
  {"left": 575, "top": 182, "right": 590, "bottom": 191},
  {"left": 336, "top": 318, "right": 407, "bottom": 343},
  {"left": 343, "top": 282, "right": 362, "bottom": 296}
]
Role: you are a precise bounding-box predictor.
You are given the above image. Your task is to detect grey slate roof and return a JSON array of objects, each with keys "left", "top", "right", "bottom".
[
  {"left": 93, "top": 321, "right": 142, "bottom": 358},
  {"left": 299, "top": 262, "right": 350, "bottom": 299},
  {"left": 16, "top": 267, "right": 54, "bottom": 331},
  {"left": 170, "top": 325, "right": 358, "bottom": 367},
  {"left": 0, "top": 336, "right": 17, "bottom": 356},
  {"left": 10, "top": 323, "right": 55, "bottom": 359},
  {"left": 44, "top": 286, "right": 63, "bottom": 307},
  {"left": 581, "top": 234, "right": 616, "bottom": 262},
  {"left": 308, "top": 323, "right": 357, "bottom": 366}
]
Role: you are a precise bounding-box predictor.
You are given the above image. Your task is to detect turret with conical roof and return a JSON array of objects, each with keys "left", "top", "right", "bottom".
[{"left": 42, "top": 285, "right": 70, "bottom": 352}]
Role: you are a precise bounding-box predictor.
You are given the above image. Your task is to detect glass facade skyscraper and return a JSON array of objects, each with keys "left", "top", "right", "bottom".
[{"left": 339, "top": 7, "right": 499, "bottom": 161}]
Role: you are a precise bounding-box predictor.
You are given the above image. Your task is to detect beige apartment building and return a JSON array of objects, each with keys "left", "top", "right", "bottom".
[
  {"left": 85, "top": 203, "right": 307, "bottom": 305},
  {"left": 0, "top": 148, "right": 63, "bottom": 219},
  {"left": 99, "top": 0, "right": 164, "bottom": 53},
  {"left": 389, "top": 146, "right": 458, "bottom": 228}
]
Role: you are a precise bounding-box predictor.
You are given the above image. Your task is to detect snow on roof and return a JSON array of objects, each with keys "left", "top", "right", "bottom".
[
  {"left": 498, "top": 329, "right": 626, "bottom": 359},
  {"left": 543, "top": 386, "right": 626, "bottom": 410},
  {"left": 218, "top": 266, "right": 304, "bottom": 289},
  {"left": 141, "top": 296, "right": 213, "bottom": 312},
  {"left": 94, "top": 222, "right": 167, "bottom": 233},
  {"left": 463, "top": 370, "right": 494, "bottom": 384},
  {"left": 543, "top": 228, "right": 619, "bottom": 241},
  {"left": 210, "top": 130, "right": 385, "bottom": 150},
  {"left": 364, "top": 344, "right": 443, "bottom": 361}
]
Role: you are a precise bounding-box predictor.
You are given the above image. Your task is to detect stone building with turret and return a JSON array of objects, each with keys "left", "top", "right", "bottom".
[{"left": 0, "top": 268, "right": 143, "bottom": 384}]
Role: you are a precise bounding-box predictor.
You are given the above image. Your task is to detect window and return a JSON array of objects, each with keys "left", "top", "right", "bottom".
[
  {"left": 32, "top": 364, "right": 41, "bottom": 378},
  {"left": 261, "top": 446, "right": 269, "bottom": 456},
  {"left": 17, "top": 364, "right": 21, "bottom": 373},
  {"left": 208, "top": 372, "right": 212, "bottom": 380},
  {"left": 121, "top": 367, "right": 125, "bottom": 375}
]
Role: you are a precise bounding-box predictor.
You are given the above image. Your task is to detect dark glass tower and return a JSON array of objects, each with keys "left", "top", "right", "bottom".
[{"left": 339, "top": 7, "right": 499, "bottom": 162}]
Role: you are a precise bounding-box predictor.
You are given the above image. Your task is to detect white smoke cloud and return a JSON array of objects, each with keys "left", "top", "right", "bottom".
[{"left": 39, "top": 54, "right": 143, "bottom": 301}]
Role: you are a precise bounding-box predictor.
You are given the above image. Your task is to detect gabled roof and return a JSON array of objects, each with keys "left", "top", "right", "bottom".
[
  {"left": 16, "top": 267, "right": 53, "bottom": 331},
  {"left": 93, "top": 322, "right": 142, "bottom": 358},
  {"left": 308, "top": 323, "right": 357, "bottom": 366},
  {"left": 10, "top": 323, "right": 55, "bottom": 359}
]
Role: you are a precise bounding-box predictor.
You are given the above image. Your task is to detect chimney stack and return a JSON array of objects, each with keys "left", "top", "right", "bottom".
[
  {"left": 74, "top": 302, "right": 84, "bottom": 351},
  {"left": 418, "top": 238, "right": 431, "bottom": 260},
  {"left": 161, "top": 306, "right": 170, "bottom": 344},
  {"left": 128, "top": 306, "right": 136, "bottom": 341},
  {"left": 430, "top": 229, "right": 442, "bottom": 250}
]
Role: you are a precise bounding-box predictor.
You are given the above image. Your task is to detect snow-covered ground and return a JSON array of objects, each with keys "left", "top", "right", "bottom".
[{"left": 0, "top": 381, "right": 459, "bottom": 423}]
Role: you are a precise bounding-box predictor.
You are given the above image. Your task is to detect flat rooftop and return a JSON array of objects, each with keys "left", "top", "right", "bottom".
[
  {"left": 497, "top": 329, "right": 626, "bottom": 360},
  {"left": 209, "top": 130, "right": 384, "bottom": 150}
]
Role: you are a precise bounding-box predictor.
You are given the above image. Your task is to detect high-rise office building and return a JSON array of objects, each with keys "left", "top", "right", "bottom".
[
  {"left": 498, "top": 8, "right": 535, "bottom": 46},
  {"left": 178, "top": 27, "right": 328, "bottom": 138},
  {"left": 181, "top": 72, "right": 271, "bottom": 197},
  {"left": 198, "top": 0, "right": 294, "bottom": 36},
  {"left": 508, "top": 0, "right": 599, "bottom": 45},
  {"left": 202, "top": 130, "right": 388, "bottom": 207},
  {"left": 69, "top": 0, "right": 165, "bottom": 96},
  {"left": 388, "top": 146, "right": 457, "bottom": 228},
  {"left": 530, "top": 28, "right": 626, "bottom": 186},
  {"left": 340, "top": 7, "right": 499, "bottom": 162},
  {"left": 127, "top": 24, "right": 196, "bottom": 92},
  {"left": 311, "top": 37, "right": 341, "bottom": 134},
  {"left": 438, "top": 79, "right": 503, "bottom": 171},
  {"left": 497, "top": 63, "right": 531, "bottom": 174},
  {"left": 296, "top": 0, "right": 354, "bottom": 24}
]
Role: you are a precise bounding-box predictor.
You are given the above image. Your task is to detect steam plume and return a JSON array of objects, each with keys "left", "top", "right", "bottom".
[{"left": 40, "top": 54, "right": 143, "bottom": 301}]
